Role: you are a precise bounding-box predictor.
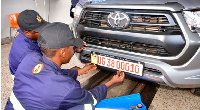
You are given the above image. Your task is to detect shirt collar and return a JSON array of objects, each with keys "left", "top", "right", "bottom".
[
  {"left": 41, "top": 56, "right": 62, "bottom": 72},
  {"left": 18, "top": 29, "right": 37, "bottom": 43}
]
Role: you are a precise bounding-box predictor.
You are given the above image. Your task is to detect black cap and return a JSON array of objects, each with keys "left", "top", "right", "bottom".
[
  {"left": 37, "top": 22, "right": 83, "bottom": 49},
  {"left": 17, "top": 9, "right": 48, "bottom": 32}
]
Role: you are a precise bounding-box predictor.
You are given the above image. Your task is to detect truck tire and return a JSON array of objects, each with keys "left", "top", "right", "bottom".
[{"left": 191, "top": 88, "right": 200, "bottom": 96}]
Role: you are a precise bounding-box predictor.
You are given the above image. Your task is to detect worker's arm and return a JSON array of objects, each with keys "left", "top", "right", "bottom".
[
  {"left": 61, "top": 63, "right": 96, "bottom": 79},
  {"left": 105, "top": 71, "right": 125, "bottom": 88},
  {"left": 61, "top": 69, "right": 78, "bottom": 80},
  {"left": 60, "top": 80, "right": 107, "bottom": 108},
  {"left": 70, "top": 66, "right": 81, "bottom": 70},
  {"left": 77, "top": 63, "right": 97, "bottom": 76},
  {"left": 60, "top": 71, "right": 124, "bottom": 108}
]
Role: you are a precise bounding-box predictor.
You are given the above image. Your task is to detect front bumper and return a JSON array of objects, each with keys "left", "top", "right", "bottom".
[{"left": 80, "top": 45, "right": 200, "bottom": 88}]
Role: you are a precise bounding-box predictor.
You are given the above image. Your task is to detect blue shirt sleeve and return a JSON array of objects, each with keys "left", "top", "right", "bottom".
[
  {"left": 61, "top": 69, "right": 78, "bottom": 80},
  {"left": 60, "top": 82, "right": 107, "bottom": 109},
  {"left": 89, "top": 84, "right": 107, "bottom": 102}
]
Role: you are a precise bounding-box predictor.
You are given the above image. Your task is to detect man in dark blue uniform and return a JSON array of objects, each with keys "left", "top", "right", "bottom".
[
  {"left": 11, "top": 22, "right": 125, "bottom": 109},
  {"left": 9, "top": 9, "right": 48, "bottom": 76},
  {"left": 70, "top": 0, "right": 79, "bottom": 18},
  {"left": 9, "top": 9, "right": 85, "bottom": 76},
  {"left": 5, "top": 10, "right": 48, "bottom": 110},
  {"left": 6, "top": 10, "right": 86, "bottom": 110}
]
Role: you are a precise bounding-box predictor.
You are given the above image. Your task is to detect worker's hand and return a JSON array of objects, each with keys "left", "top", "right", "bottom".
[
  {"left": 110, "top": 71, "right": 125, "bottom": 83},
  {"left": 78, "top": 63, "right": 97, "bottom": 75},
  {"left": 83, "top": 63, "right": 97, "bottom": 74},
  {"left": 83, "top": 41, "right": 87, "bottom": 47},
  {"left": 75, "top": 41, "right": 87, "bottom": 53},
  {"left": 75, "top": 47, "right": 85, "bottom": 53},
  {"left": 105, "top": 71, "right": 125, "bottom": 88}
]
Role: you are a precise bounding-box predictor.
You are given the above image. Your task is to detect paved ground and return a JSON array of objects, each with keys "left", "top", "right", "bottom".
[{"left": 1, "top": 43, "right": 200, "bottom": 110}]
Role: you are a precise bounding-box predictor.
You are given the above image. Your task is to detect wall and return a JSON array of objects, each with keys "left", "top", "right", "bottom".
[
  {"left": 48, "top": 0, "right": 73, "bottom": 24},
  {"left": 1, "top": 0, "right": 49, "bottom": 39},
  {"left": 1, "top": 0, "right": 72, "bottom": 43}
]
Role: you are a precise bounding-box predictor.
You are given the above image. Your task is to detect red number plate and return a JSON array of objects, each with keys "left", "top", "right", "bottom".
[{"left": 97, "top": 55, "right": 143, "bottom": 76}]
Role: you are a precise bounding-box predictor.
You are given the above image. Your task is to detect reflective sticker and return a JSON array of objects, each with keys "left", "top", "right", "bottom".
[
  {"left": 14, "top": 32, "right": 19, "bottom": 38},
  {"left": 32, "top": 63, "right": 44, "bottom": 74},
  {"left": 88, "top": 91, "right": 97, "bottom": 106},
  {"left": 84, "top": 104, "right": 93, "bottom": 110},
  {"left": 36, "top": 15, "right": 41, "bottom": 22},
  {"left": 10, "top": 91, "right": 25, "bottom": 110}
]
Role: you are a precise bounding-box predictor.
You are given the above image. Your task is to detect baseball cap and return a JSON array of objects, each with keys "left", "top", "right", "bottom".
[
  {"left": 37, "top": 22, "right": 83, "bottom": 48},
  {"left": 17, "top": 9, "right": 48, "bottom": 32}
]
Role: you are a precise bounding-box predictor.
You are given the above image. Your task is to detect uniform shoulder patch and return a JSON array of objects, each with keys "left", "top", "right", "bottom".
[
  {"left": 14, "top": 32, "right": 19, "bottom": 38},
  {"left": 32, "top": 63, "right": 44, "bottom": 74},
  {"left": 36, "top": 15, "right": 41, "bottom": 22}
]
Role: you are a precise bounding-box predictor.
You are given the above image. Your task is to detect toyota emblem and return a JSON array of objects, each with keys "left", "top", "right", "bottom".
[{"left": 107, "top": 12, "right": 130, "bottom": 29}]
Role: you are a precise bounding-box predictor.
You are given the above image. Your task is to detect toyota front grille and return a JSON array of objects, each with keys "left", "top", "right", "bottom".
[
  {"left": 80, "top": 9, "right": 181, "bottom": 34},
  {"left": 78, "top": 8, "right": 184, "bottom": 57}
]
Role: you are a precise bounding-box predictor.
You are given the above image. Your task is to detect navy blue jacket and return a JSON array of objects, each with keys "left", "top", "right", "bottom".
[
  {"left": 13, "top": 52, "right": 107, "bottom": 110},
  {"left": 9, "top": 29, "right": 42, "bottom": 75},
  {"left": 71, "top": 0, "right": 79, "bottom": 7}
]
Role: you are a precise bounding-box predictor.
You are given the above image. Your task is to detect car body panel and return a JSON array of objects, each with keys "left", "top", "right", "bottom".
[{"left": 73, "top": 1, "right": 200, "bottom": 88}]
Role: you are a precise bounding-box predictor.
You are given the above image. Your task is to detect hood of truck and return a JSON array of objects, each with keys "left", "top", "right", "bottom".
[{"left": 83, "top": 0, "right": 200, "bottom": 9}]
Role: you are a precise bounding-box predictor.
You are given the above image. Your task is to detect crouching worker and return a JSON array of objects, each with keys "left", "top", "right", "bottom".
[{"left": 12, "top": 22, "right": 125, "bottom": 110}]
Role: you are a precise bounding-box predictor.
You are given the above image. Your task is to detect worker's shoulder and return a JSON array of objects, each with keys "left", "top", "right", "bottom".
[
  {"left": 11, "top": 34, "right": 31, "bottom": 53},
  {"left": 18, "top": 53, "right": 76, "bottom": 86},
  {"left": 23, "top": 51, "right": 41, "bottom": 60},
  {"left": 10, "top": 40, "right": 31, "bottom": 56},
  {"left": 18, "top": 52, "right": 42, "bottom": 68},
  {"left": 13, "top": 29, "right": 26, "bottom": 40}
]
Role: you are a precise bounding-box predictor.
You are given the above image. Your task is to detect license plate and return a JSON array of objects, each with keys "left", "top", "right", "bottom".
[{"left": 91, "top": 53, "right": 144, "bottom": 76}]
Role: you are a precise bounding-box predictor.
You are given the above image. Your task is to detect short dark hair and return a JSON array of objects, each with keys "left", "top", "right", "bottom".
[{"left": 40, "top": 47, "right": 58, "bottom": 58}]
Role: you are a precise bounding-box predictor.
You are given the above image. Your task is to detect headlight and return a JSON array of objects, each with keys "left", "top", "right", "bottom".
[
  {"left": 73, "top": 3, "right": 83, "bottom": 19},
  {"left": 182, "top": 11, "right": 200, "bottom": 35}
]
